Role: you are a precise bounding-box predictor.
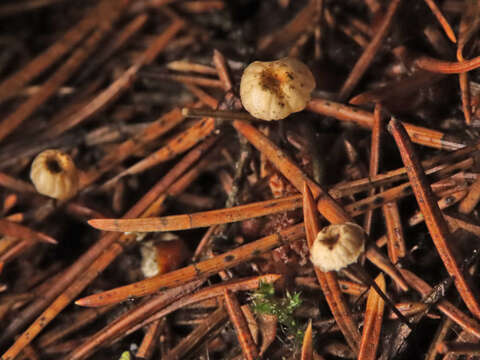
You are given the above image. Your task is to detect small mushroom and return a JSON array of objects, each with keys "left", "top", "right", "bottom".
[
  {"left": 310, "top": 223, "right": 366, "bottom": 272},
  {"left": 30, "top": 149, "right": 79, "bottom": 200},
  {"left": 240, "top": 57, "right": 315, "bottom": 121},
  {"left": 140, "top": 238, "right": 189, "bottom": 278}
]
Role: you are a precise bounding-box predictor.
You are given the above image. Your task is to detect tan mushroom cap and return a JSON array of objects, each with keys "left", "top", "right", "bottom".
[
  {"left": 30, "top": 149, "right": 79, "bottom": 200},
  {"left": 240, "top": 57, "right": 315, "bottom": 121},
  {"left": 310, "top": 222, "right": 366, "bottom": 272}
]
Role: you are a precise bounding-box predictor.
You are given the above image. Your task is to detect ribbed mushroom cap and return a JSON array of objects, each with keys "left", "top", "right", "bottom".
[{"left": 310, "top": 222, "right": 366, "bottom": 272}]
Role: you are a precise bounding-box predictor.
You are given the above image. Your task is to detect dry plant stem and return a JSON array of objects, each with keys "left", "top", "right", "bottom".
[
  {"left": 358, "top": 274, "right": 386, "bottom": 360},
  {"left": 400, "top": 268, "right": 480, "bottom": 339},
  {"left": 0, "top": 1, "right": 128, "bottom": 144},
  {"left": 0, "top": 140, "right": 216, "bottom": 359},
  {"left": 68, "top": 281, "right": 203, "bottom": 360},
  {"left": 301, "top": 320, "right": 313, "bottom": 360},
  {"left": 338, "top": 0, "right": 402, "bottom": 101},
  {"left": 136, "top": 320, "right": 162, "bottom": 360},
  {"left": 389, "top": 118, "right": 480, "bottom": 319},
  {"left": 364, "top": 104, "right": 383, "bottom": 234},
  {"left": 44, "top": 19, "right": 184, "bottom": 139},
  {"left": 415, "top": 55, "right": 480, "bottom": 73},
  {"left": 0, "top": 219, "right": 57, "bottom": 245},
  {"left": 164, "top": 305, "right": 228, "bottom": 360},
  {"left": 0, "top": 0, "right": 112, "bottom": 103},
  {"left": 182, "top": 107, "right": 254, "bottom": 122},
  {"left": 423, "top": 0, "right": 456, "bottom": 42},
  {"left": 224, "top": 289, "right": 259, "bottom": 360},
  {"left": 75, "top": 224, "right": 305, "bottom": 307},
  {"left": 307, "top": 98, "right": 464, "bottom": 150},
  {"left": 303, "top": 184, "right": 361, "bottom": 353},
  {"left": 458, "top": 177, "right": 480, "bottom": 214},
  {"left": 121, "top": 275, "right": 282, "bottom": 337}
]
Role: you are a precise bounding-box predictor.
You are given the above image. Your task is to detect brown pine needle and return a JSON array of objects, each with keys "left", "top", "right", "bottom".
[
  {"left": 0, "top": 219, "right": 57, "bottom": 245},
  {"left": 105, "top": 117, "right": 216, "bottom": 183},
  {"left": 120, "top": 275, "right": 283, "bottom": 337},
  {"left": 307, "top": 98, "right": 465, "bottom": 151},
  {"left": 0, "top": 0, "right": 114, "bottom": 103},
  {"left": 163, "top": 305, "right": 228, "bottom": 360},
  {"left": 358, "top": 274, "right": 386, "bottom": 360},
  {"left": 389, "top": 118, "right": 480, "bottom": 319},
  {"left": 338, "top": 0, "right": 402, "bottom": 100},
  {"left": 0, "top": 0, "right": 129, "bottom": 143},
  {"left": 400, "top": 269, "right": 480, "bottom": 339},
  {"left": 68, "top": 281, "right": 203, "bottom": 360},
  {"left": 0, "top": 133, "right": 214, "bottom": 359}
]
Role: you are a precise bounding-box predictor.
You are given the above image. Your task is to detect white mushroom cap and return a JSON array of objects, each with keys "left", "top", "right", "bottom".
[
  {"left": 240, "top": 57, "right": 315, "bottom": 121},
  {"left": 310, "top": 223, "right": 366, "bottom": 272}
]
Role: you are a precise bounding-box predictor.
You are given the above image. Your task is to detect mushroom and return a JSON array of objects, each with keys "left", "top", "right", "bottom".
[
  {"left": 310, "top": 222, "right": 366, "bottom": 272},
  {"left": 239, "top": 57, "right": 315, "bottom": 121},
  {"left": 30, "top": 149, "right": 79, "bottom": 200}
]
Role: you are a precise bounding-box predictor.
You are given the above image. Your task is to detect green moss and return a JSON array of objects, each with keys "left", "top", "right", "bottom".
[{"left": 249, "top": 282, "right": 304, "bottom": 344}]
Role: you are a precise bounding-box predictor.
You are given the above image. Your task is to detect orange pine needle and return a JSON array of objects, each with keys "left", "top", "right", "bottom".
[
  {"left": 338, "top": 0, "right": 402, "bottom": 100},
  {"left": 400, "top": 269, "right": 480, "bottom": 339},
  {"left": 224, "top": 289, "right": 259, "bottom": 360},
  {"left": 303, "top": 183, "right": 361, "bottom": 353},
  {"left": 389, "top": 118, "right": 480, "bottom": 319},
  {"left": 423, "top": 0, "right": 457, "bottom": 43},
  {"left": 0, "top": 0, "right": 115, "bottom": 104},
  {"left": 307, "top": 98, "right": 464, "bottom": 150},
  {"left": 416, "top": 55, "right": 480, "bottom": 73},
  {"left": 88, "top": 195, "right": 302, "bottom": 232},
  {"left": 0, "top": 1, "right": 129, "bottom": 143},
  {"left": 301, "top": 320, "right": 313, "bottom": 360},
  {"left": 75, "top": 224, "right": 305, "bottom": 307},
  {"left": 358, "top": 274, "right": 386, "bottom": 360},
  {"left": 0, "top": 219, "right": 57, "bottom": 245}
]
